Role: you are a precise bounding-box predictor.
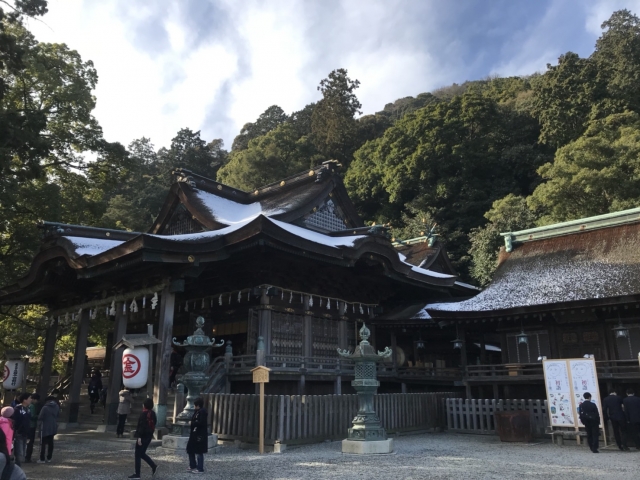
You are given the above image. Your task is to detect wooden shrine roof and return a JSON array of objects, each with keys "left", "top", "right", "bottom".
[
  {"left": 149, "top": 160, "right": 364, "bottom": 234},
  {"left": 425, "top": 215, "right": 640, "bottom": 319}
]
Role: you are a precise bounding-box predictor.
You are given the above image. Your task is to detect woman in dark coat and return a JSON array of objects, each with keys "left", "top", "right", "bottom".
[{"left": 186, "top": 397, "right": 208, "bottom": 474}]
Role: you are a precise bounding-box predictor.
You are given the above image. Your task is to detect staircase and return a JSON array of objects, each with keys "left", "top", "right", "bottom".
[{"left": 202, "top": 357, "right": 227, "bottom": 394}]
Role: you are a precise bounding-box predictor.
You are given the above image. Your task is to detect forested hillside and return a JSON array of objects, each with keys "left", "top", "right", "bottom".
[{"left": 3, "top": 5, "right": 640, "bottom": 358}]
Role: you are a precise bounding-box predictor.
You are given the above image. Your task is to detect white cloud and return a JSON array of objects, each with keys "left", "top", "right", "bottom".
[{"left": 25, "top": 0, "right": 640, "bottom": 152}]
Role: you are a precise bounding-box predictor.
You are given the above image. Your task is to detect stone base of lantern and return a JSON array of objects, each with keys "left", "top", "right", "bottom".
[
  {"left": 342, "top": 438, "right": 394, "bottom": 455},
  {"left": 159, "top": 433, "right": 218, "bottom": 454}
]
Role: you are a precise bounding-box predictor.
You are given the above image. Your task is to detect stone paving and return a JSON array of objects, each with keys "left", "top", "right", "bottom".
[{"left": 21, "top": 431, "right": 640, "bottom": 480}]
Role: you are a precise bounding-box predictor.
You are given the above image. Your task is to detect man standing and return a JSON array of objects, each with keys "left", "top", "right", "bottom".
[
  {"left": 24, "top": 393, "right": 41, "bottom": 462},
  {"left": 603, "top": 389, "right": 628, "bottom": 451},
  {"left": 37, "top": 396, "right": 60, "bottom": 464},
  {"left": 578, "top": 392, "right": 601, "bottom": 453},
  {"left": 10, "top": 393, "right": 31, "bottom": 465},
  {"left": 623, "top": 388, "right": 640, "bottom": 450}
]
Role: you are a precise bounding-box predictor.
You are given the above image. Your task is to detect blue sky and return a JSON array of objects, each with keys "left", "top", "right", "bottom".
[{"left": 27, "top": 0, "right": 640, "bottom": 150}]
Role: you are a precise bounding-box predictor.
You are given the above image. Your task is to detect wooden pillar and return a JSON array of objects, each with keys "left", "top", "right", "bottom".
[
  {"left": 258, "top": 290, "right": 271, "bottom": 355},
  {"left": 153, "top": 286, "right": 175, "bottom": 428},
  {"left": 67, "top": 309, "right": 91, "bottom": 424},
  {"left": 401, "top": 383, "right": 407, "bottom": 394},
  {"left": 465, "top": 383, "right": 472, "bottom": 399},
  {"left": 459, "top": 325, "right": 468, "bottom": 369},
  {"left": 145, "top": 324, "right": 155, "bottom": 399},
  {"left": 390, "top": 331, "right": 398, "bottom": 368},
  {"left": 492, "top": 383, "right": 499, "bottom": 400},
  {"left": 106, "top": 303, "right": 128, "bottom": 426},
  {"left": 479, "top": 333, "right": 487, "bottom": 365},
  {"left": 37, "top": 317, "right": 59, "bottom": 400}
]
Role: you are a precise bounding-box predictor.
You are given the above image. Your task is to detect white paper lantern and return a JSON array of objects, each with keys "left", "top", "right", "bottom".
[
  {"left": 2, "top": 360, "right": 25, "bottom": 390},
  {"left": 122, "top": 347, "right": 149, "bottom": 389}
]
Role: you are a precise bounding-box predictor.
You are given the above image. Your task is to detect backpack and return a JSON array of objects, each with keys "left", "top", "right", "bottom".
[{"left": 146, "top": 411, "right": 155, "bottom": 433}]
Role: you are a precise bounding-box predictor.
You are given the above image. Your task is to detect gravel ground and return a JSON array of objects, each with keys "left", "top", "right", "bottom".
[{"left": 21, "top": 432, "right": 640, "bottom": 480}]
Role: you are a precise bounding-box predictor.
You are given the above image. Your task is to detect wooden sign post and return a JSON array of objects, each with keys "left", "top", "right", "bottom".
[{"left": 251, "top": 366, "right": 271, "bottom": 454}]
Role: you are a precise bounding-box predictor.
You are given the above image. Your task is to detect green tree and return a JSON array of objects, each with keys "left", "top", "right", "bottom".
[
  {"left": 217, "top": 122, "right": 324, "bottom": 190},
  {"left": 528, "top": 111, "right": 640, "bottom": 223},
  {"left": 311, "top": 68, "right": 362, "bottom": 165},
  {"left": 468, "top": 195, "right": 537, "bottom": 286},
  {"left": 231, "top": 105, "right": 288, "bottom": 151},
  {"left": 345, "top": 89, "right": 549, "bottom": 278}
]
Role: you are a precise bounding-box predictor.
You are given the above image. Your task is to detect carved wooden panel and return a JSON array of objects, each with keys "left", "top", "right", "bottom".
[
  {"left": 271, "top": 312, "right": 303, "bottom": 356},
  {"left": 311, "top": 317, "right": 339, "bottom": 358}
]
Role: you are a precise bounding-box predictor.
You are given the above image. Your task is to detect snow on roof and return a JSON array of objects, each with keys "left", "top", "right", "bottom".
[
  {"left": 269, "top": 218, "right": 366, "bottom": 248},
  {"left": 194, "top": 190, "right": 281, "bottom": 224},
  {"left": 411, "top": 307, "right": 432, "bottom": 320},
  {"left": 454, "top": 281, "right": 481, "bottom": 291},
  {"left": 63, "top": 237, "right": 125, "bottom": 257},
  {"left": 397, "top": 253, "right": 454, "bottom": 279},
  {"left": 427, "top": 222, "right": 640, "bottom": 313}
]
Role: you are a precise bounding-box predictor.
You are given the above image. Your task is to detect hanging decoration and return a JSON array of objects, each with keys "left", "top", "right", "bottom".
[
  {"left": 109, "top": 300, "right": 116, "bottom": 316},
  {"left": 130, "top": 298, "right": 138, "bottom": 313},
  {"left": 218, "top": 295, "right": 222, "bottom": 306},
  {"left": 201, "top": 298, "right": 205, "bottom": 309},
  {"left": 237, "top": 291, "right": 242, "bottom": 303},
  {"left": 359, "top": 304, "right": 364, "bottom": 314},
  {"left": 320, "top": 298, "right": 323, "bottom": 307},
  {"left": 327, "top": 298, "right": 331, "bottom": 309},
  {"left": 309, "top": 296, "right": 313, "bottom": 308},
  {"left": 142, "top": 296, "right": 146, "bottom": 309},
  {"left": 123, "top": 303, "right": 126, "bottom": 314},
  {"left": 151, "top": 292, "right": 159, "bottom": 310},
  {"left": 289, "top": 291, "right": 293, "bottom": 303}
]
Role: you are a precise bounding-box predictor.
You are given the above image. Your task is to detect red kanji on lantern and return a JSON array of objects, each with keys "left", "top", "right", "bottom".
[{"left": 122, "top": 353, "right": 141, "bottom": 379}]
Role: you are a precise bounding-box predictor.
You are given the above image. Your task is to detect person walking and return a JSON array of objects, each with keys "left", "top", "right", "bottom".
[
  {"left": 578, "top": 392, "right": 601, "bottom": 453},
  {"left": 0, "top": 407, "right": 14, "bottom": 456},
  {"left": 87, "top": 371, "right": 103, "bottom": 414},
  {"left": 116, "top": 389, "right": 132, "bottom": 438},
  {"left": 623, "top": 388, "right": 640, "bottom": 449},
  {"left": 10, "top": 394, "right": 31, "bottom": 466},
  {"left": 186, "top": 397, "right": 208, "bottom": 474},
  {"left": 128, "top": 398, "right": 158, "bottom": 480},
  {"left": 37, "top": 396, "right": 59, "bottom": 464},
  {"left": 24, "top": 393, "right": 40, "bottom": 462},
  {"left": 0, "top": 428, "right": 27, "bottom": 480},
  {"left": 603, "top": 389, "right": 629, "bottom": 451}
]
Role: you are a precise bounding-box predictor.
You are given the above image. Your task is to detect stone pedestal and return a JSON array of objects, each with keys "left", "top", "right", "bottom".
[
  {"left": 160, "top": 433, "right": 218, "bottom": 454},
  {"left": 342, "top": 438, "right": 393, "bottom": 455},
  {"left": 342, "top": 438, "right": 394, "bottom": 454}
]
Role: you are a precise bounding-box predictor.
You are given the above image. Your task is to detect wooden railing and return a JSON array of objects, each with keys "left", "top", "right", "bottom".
[
  {"left": 466, "top": 363, "right": 543, "bottom": 379},
  {"left": 202, "top": 392, "right": 456, "bottom": 445},
  {"left": 595, "top": 360, "right": 640, "bottom": 378},
  {"left": 446, "top": 398, "right": 549, "bottom": 437}
]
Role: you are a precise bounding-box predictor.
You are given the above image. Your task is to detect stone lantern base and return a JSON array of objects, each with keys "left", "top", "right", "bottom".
[
  {"left": 159, "top": 433, "right": 218, "bottom": 454},
  {"left": 342, "top": 438, "right": 394, "bottom": 454}
]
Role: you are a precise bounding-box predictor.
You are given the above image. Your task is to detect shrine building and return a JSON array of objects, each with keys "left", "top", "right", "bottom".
[{"left": 0, "top": 161, "right": 476, "bottom": 428}]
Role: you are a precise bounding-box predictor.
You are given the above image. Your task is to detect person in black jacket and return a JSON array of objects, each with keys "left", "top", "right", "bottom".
[
  {"left": 10, "top": 394, "right": 31, "bottom": 466},
  {"left": 87, "top": 371, "right": 102, "bottom": 414},
  {"left": 623, "top": 388, "right": 640, "bottom": 450},
  {"left": 578, "top": 392, "right": 601, "bottom": 453},
  {"left": 186, "top": 397, "right": 208, "bottom": 474},
  {"left": 603, "top": 389, "right": 629, "bottom": 450},
  {"left": 128, "top": 398, "right": 158, "bottom": 480}
]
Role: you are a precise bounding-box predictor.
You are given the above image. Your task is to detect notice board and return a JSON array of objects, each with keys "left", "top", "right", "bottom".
[{"left": 543, "top": 358, "right": 601, "bottom": 429}]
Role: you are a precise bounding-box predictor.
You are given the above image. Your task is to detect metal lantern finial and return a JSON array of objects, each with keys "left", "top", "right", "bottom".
[{"left": 517, "top": 329, "right": 529, "bottom": 345}]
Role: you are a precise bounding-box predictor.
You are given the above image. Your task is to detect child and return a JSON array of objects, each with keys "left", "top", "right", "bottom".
[
  {"left": 116, "top": 389, "right": 132, "bottom": 438},
  {"left": 0, "top": 407, "right": 14, "bottom": 455}
]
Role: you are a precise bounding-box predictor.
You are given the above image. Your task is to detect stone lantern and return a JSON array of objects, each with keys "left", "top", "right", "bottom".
[
  {"left": 337, "top": 323, "right": 394, "bottom": 454},
  {"left": 161, "top": 316, "right": 223, "bottom": 453}
]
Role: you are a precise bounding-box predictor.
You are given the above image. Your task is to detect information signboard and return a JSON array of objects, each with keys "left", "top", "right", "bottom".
[
  {"left": 543, "top": 360, "right": 575, "bottom": 426},
  {"left": 543, "top": 358, "right": 603, "bottom": 432}
]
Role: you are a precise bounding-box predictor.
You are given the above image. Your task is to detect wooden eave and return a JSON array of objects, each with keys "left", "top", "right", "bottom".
[{"left": 1, "top": 215, "right": 460, "bottom": 306}]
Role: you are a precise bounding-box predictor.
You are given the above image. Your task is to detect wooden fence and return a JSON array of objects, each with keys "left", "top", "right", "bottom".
[
  {"left": 446, "top": 398, "right": 549, "bottom": 438},
  {"left": 200, "top": 392, "right": 455, "bottom": 445}
]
